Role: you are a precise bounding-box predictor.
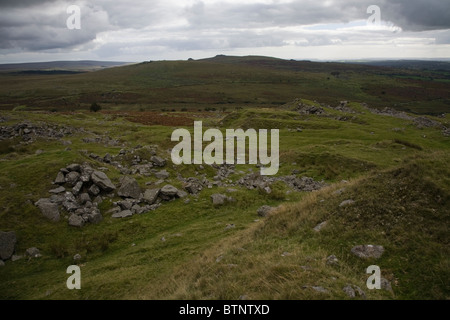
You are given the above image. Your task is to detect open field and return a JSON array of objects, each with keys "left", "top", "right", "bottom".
[
  {"left": 0, "top": 88, "right": 449, "bottom": 299},
  {"left": 1, "top": 55, "right": 449, "bottom": 115}
]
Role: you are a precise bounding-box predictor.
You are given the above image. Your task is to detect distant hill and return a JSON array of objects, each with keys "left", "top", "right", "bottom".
[
  {"left": 349, "top": 60, "right": 450, "bottom": 72},
  {"left": 0, "top": 60, "right": 132, "bottom": 73},
  {"left": 0, "top": 55, "right": 449, "bottom": 115}
]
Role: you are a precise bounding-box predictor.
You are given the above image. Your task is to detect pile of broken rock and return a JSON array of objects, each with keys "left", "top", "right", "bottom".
[{"left": 34, "top": 163, "right": 185, "bottom": 228}]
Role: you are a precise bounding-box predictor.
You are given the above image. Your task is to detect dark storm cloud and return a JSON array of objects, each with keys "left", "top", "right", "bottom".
[
  {"left": 183, "top": 0, "right": 450, "bottom": 32},
  {"left": 0, "top": 1, "right": 111, "bottom": 50},
  {"left": 381, "top": 0, "right": 450, "bottom": 31},
  {"left": 0, "top": 0, "right": 448, "bottom": 56}
]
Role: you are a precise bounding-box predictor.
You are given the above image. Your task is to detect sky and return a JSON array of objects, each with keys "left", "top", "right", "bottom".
[{"left": 0, "top": 0, "right": 449, "bottom": 63}]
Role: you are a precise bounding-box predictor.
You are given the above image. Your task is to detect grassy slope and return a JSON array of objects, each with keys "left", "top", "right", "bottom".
[
  {"left": 0, "top": 100, "right": 448, "bottom": 299},
  {"left": 1, "top": 56, "right": 449, "bottom": 115}
]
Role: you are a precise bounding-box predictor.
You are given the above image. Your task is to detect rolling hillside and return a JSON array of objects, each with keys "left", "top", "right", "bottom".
[
  {"left": 0, "top": 97, "right": 448, "bottom": 300},
  {"left": 0, "top": 55, "right": 449, "bottom": 115}
]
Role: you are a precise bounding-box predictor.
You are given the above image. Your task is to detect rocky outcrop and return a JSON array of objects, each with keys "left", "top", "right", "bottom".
[
  {"left": 367, "top": 107, "right": 414, "bottom": 120},
  {"left": 117, "top": 176, "right": 141, "bottom": 199},
  {"left": 257, "top": 205, "right": 276, "bottom": 217},
  {"left": 91, "top": 170, "right": 116, "bottom": 192},
  {"left": 35, "top": 163, "right": 116, "bottom": 227},
  {"left": 143, "top": 188, "right": 160, "bottom": 204},
  {"left": 413, "top": 117, "right": 442, "bottom": 129},
  {"left": 237, "top": 173, "right": 326, "bottom": 192},
  {"left": 343, "top": 285, "right": 366, "bottom": 299},
  {"left": 183, "top": 177, "right": 204, "bottom": 195},
  {"left": 159, "top": 185, "right": 180, "bottom": 200},
  {"left": 351, "top": 245, "right": 385, "bottom": 259},
  {"left": 290, "top": 99, "right": 325, "bottom": 115},
  {"left": 211, "top": 193, "right": 234, "bottom": 205},
  {"left": 0, "top": 122, "right": 78, "bottom": 143},
  {"left": 0, "top": 231, "right": 17, "bottom": 261},
  {"left": 35, "top": 198, "right": 60, "bottom": 222}
]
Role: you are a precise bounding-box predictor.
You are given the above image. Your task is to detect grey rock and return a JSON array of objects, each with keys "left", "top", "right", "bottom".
[
  {"left": 112, "top": 210, "right": 133, "bottom": 218},
  {"left": 184, "top": 178, "right": 203, "bottom": 194},
  {"left": 66, "top": 164, "right": 81, "bottom": 172},
  {"left": 65, "top": 171, "right": 80, "bottom": 186},
  {"left": 131, "top": 204, "right": 144, "bottom": 214},
  {"left": 225, "top": 224, "right": 235, "bottom": 230},
  {"left": 143, "top": 189, "right": 160, "bottom": 204},
  {"left": 11, "top": 255, "right": 23, "bottom": 262},
  {"left": 211, "top": 193, "right": 228, "bottom": 205},
  {"left": 81, "top": 164, "right": 94, "bottom": 175},
  {"left": 295, "top": 102, "right": 325, "bottom": 115},
  {"left": 93, "top": 196, "right": 103, "bottom": 204},
  {"left": 257, "top": 205, "right": 275, "bottom": 217},
  {"left": 339, "top": 199, "right": 355, "bottom": 207},
  {"left": 79, "top": 193, "right": 91, "bottom": 205},
  {"left": 314, "top": 221, "right": 327, "bottom": 232},
  {"left": 117, "top": 176, "right": 141, "bottom": 199},
  {"left": 80, "top": 174, "right": 90, "bottom": 183},
  {"left": 351, "top": 245, "right": 385, "bottom": 259},
  {"left": 176, "top": 190, "right": 188, "bottom": 198},
  {"left": 311, "top": 286, "right": 328, "bottom": 293},
  {"left": 88, "top": 184, "right": 101, "bottom": 196},
  {"left": 103, "top": 153, "right": 112, "bottom": 163},
  {"left": 413, "top": 116, "right": 441, "bottom": 128},
  {"left": 49, "top": 194, "right": 65, "bottom": 205},
  {"left": 261, "top": 186, "right": 272, "bottom": 194},
  {"left": 88, "top": 210, "right": 103, "bottom": 224},
  {"left": 354, "top": 286, "right": 366, "bottom": 298},
  {"left": 0, "top": 260, "right": 4, "bottom": 267},
  {"left": 151, "top": 156, "right": 166, "bottom": 167},
  {"left": 49, "top": 186, "right": 65, "bottom": 194},
  {"left": 62, "top": 200, "right": 80, "bottom": 212},
  {"left": 0, "top": 231, "right": 17, "bottom": 260},
  {"left": 160, "top": 185, "right": 179, "bottom": 198},
  {"left": 25, "top": 247, "right": 41, "bottom": 258},
  {"left": 72, "top": 181, "right": 83, "bottom": 195},
  {"left": 343, "top": 285, "right": 356, "bottom": 298},
  {"left": 54, "top": 172, "right": 66, "bottom": 184},
  {"left": 155, "top": 170, "right": 170, "bottom": 179},
  {"left": 343, "top": 285, "right": 366, "bottom": 299},
  {"left": 147, "top": 203, "right": 161, "bottom": 211},
  {"left": 73, "top": 254, "right": 82, "bottom": 262},
  {"left": 91, "top": 170, "right": 116, "bottom": 192},
  {"left": 326, "top": 255, "right": 339, "bottom": 266},
  {"left": 381, "top": 278, "right": 393, "bottom": 292},
  {"left": 68, "top": 214, "right": 85, "bottom": 227},
  {"left": 74, "top": 208, "right": 85, "bottom": 216},
  {"left": 64, "top": 191, "right": 76, "bottom": 202},
  {"left": 35, "top": 198, "right": 60, "bottom": 222},
  {"left": 118, "top": 200, "right": 133, "bottom": 210}
]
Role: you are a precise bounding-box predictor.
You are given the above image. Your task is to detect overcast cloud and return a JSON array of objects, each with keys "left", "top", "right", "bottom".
[{"left": 0, "top": 0, "right": 449, "bottom": 62}]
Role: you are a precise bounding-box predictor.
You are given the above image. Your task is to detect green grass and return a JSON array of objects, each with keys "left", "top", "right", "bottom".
[
  {"left": 0, "top": 97, "right": 449, "bottom": 300},
  {"left": 1, "top": 56, "right": 449, "bottom": 115}
]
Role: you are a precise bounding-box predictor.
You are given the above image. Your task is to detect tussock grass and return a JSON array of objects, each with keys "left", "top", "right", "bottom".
[{"left": 0, "top": 105, "right": 448, "bottom": 300}]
